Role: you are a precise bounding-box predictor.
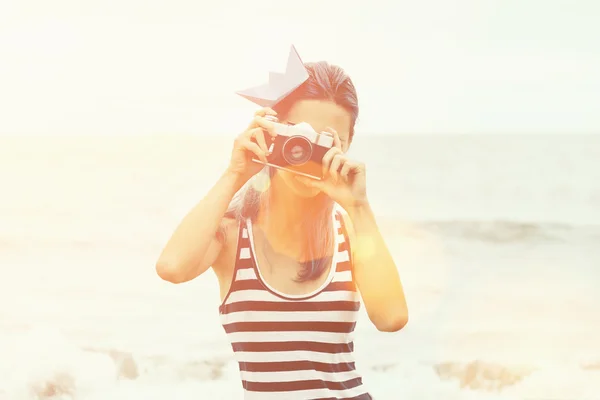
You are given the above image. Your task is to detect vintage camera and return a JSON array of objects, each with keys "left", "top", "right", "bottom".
[{"left": 252, "top": 116, "right": 334, "bottom": 180}]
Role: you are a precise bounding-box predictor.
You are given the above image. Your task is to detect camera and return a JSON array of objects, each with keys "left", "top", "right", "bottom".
[{"left": 252, "top": 116, "right": 334, "bottom": 180}]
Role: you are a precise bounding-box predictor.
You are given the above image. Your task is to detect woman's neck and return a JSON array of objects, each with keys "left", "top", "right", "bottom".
[{"left": 255, "top": 173, "right": 331, "bottom": 258}]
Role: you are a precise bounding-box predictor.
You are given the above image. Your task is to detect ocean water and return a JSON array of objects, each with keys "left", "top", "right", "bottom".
[{"left": 0, "top": 133, "right": 599, "bottom": 400}]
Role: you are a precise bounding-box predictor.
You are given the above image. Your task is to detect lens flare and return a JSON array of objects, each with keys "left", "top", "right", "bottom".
[{"left": 251, "top": 170, "right": 271, "bottom": 193}]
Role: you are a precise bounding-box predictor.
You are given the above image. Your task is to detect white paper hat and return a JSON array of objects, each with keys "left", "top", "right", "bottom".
[{"left": 236, "top": 45, "right": 310, "bottom": 107}]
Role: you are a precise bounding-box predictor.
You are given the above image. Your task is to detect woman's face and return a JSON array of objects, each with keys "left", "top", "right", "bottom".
[{"left": 275, "top": 99, "right": 353, "bottom": 198}]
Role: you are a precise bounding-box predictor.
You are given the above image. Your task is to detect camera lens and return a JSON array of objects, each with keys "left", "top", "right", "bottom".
[{"left": 282, "top": 136, "right": 312, "bottom": 166}]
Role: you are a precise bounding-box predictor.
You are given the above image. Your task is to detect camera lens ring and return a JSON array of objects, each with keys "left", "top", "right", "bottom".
[{"left": 282, "top": 136, "right": 313, "bottom": 166}]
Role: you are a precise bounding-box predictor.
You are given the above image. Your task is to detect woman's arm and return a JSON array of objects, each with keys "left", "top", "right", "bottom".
[
  {"left": 155, "top": 108, "right": 278, "bottom": 283},
  {"left": 342, "top": 205, "right": 408, "bottom": 332},
  {"left": 293, "top": 128, "right": 407, "bottom": 331},
  {"left": 155, "top": 171, "right": 244, "bottom": 283}
]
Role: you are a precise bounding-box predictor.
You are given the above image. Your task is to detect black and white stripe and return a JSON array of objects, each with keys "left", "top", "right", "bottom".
[{"left": 219, "top": 211, "right": 372, "bottom": 399}]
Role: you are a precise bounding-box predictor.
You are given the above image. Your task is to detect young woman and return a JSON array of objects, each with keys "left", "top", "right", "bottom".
[{"left": 156, "top": 61, "right": 408, "bottom": 399}]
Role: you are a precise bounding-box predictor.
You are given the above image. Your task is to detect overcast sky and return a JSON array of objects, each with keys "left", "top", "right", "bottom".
[{"left": 0, "top": 0, "right": 598, "bottom": 135}]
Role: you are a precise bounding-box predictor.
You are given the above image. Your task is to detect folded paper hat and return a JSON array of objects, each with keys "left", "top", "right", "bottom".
[{"left": 236, "top": 45, "right": 310, "bottom": 107}]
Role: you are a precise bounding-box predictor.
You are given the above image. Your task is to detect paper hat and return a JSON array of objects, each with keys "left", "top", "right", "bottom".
[{"left": 236, "top": 45, "right": 310, "bottom": 107}]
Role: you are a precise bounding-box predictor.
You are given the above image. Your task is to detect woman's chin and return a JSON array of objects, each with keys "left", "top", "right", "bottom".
[
  {"left": 296, "top": 183, "right": 322, "bottom": 198},
  {"left": 280, "top": 171, "right": 321, "bottom": 198}
]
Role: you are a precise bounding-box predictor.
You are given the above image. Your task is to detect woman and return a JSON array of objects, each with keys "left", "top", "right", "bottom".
[{"left": 156, "top": 61, "right": 408, "bottom": 399}]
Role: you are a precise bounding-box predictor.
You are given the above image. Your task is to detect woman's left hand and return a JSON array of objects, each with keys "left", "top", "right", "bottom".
[{"left": 295, "top": 128, "right": 368, "bottom": 211}]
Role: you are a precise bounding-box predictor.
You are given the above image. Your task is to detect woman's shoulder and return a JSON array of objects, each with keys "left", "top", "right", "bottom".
[
  {"left": 217, "top": 216, "right": 240, "bottom": 244},
  {"left": 212, "top": 216, "right": 242, "bottom": 274}
]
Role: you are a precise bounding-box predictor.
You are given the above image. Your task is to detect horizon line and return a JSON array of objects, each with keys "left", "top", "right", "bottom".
[{"left": 0, "top": 131, "right": 599, "bottom": 137}]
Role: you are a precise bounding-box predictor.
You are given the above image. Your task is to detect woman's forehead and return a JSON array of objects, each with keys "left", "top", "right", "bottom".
[{"left": 285, "top": 100, "right": 352, "bottom": 141}]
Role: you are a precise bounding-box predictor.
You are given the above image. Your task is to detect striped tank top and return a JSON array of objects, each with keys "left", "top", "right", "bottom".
[{"left": 219, "top": 210, "right": 372, "bottom": 399}]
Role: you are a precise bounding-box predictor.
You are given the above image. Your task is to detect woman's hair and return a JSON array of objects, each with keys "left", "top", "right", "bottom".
[{"left": 220, "top": 61, "right": 359, "bottom": 281}]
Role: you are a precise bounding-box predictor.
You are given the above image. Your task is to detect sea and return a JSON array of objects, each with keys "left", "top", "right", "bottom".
[{"left": 0, "top": 133, "right": 599, "bottom": 400}]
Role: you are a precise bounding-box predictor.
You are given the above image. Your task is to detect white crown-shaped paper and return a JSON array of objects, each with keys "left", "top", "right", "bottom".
[{"left": 236, "top": 45, "right": 309, "bottom": 107}]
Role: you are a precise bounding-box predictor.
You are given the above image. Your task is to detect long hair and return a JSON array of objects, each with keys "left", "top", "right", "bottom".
[{"left": 220, "top": 61, "right": 359, "bottom": 281}]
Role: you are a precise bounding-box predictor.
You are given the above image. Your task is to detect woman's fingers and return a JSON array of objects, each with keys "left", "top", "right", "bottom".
[
  {"left": 321, "top": 127, "right": 346, "bottom": 179},
  {"left": 252, "top": 116, "right": 278, "bottom": 139},
  {"left": 321, "top": 146, "right": 343, "bottom": 178},
  {"left": 242, "top": 138, "right": 267, "bottom": 163},
  {"left": 325, "top": 127, "right": 343, "bottom": 150},
  {"left": 340, "top": 160, "right": 358, "bottom": 181},
  {"left": 248, "top": 108, "right": 278, "bottom": 138},
  {"left": 235, "top": 132, "right": 267, "bottom": 163},
  {"left": 254, "top": 107, "right": 277, "bottom": 117},
  {"left": 254, "top": 116, "right": 278, "bottom": 138},
  {"left": 329, "top": 154, "right": 345, "bottom": 182},
  {"left": 246, "top": 127, "right": 270, "bottom": 156}
]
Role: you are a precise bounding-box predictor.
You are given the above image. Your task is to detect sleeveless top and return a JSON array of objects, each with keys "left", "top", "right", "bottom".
[{"left": 219, "top": 210, "right": 373, "bottom": 399}]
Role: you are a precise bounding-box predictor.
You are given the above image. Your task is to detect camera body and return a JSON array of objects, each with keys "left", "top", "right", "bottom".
[{"left": 252, "top": 116, "right": 334, "bottom": 180}]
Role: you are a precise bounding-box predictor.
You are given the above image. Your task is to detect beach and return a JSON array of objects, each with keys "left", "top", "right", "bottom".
[{"left": 0, "top": 133, "right": 599, "bottom": 399}]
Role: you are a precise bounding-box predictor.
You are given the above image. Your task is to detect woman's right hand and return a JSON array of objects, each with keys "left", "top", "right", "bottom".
[{"left": 226, "top": 107, "right": 278, "bottom": 182}]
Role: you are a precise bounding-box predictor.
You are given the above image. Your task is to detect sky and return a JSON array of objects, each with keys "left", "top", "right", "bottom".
[{"left": 0, "top": 0, "right": 598, "bottom": 135}]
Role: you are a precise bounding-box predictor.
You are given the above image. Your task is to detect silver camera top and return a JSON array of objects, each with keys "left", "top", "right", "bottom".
[{"left": 264, "top": 115, "right": 334, "bottom": 148}]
